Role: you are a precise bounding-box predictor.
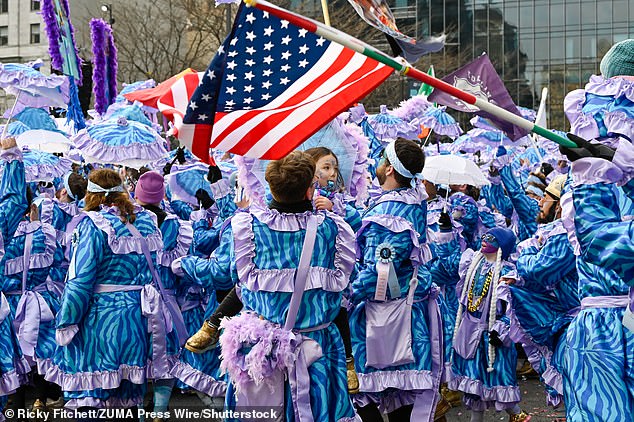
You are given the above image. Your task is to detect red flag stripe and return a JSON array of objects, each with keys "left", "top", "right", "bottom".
[{"left": 212, "top": 54, "right": 387, "bottom": 157}]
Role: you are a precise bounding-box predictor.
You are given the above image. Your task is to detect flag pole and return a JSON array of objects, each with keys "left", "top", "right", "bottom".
[
  {"left": 244, "top": 0, "right": 577, "bottom": 148},
  {"left": 320, "top": 0, "right": 331, "bottom": 26}
]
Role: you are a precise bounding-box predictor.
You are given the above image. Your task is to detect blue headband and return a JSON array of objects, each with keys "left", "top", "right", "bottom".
[{"left": 385, "top": 142, "right": 423, "bottom": 188}]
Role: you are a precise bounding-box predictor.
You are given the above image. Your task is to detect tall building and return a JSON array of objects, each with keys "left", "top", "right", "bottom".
[
  {"left": 0, "top": 0, "right": 47, "bottom": 64},
  {"left": 0, "top": 0, "right": 48, "bottom": 109},
  {"left": 402, "top": 0, "right": 634, "bottom": 130}
]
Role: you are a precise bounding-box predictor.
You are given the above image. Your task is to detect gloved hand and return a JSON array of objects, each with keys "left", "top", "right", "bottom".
[
  {"left": 163, "top": 161, "right": 173, "bottom": 176},
  {"left": 559, "top": 133, "right": 616, "bottom": 162},
  {"left": 489, "top": 166, "right": 499, "bottom": 177},
  {"left": 496, "top": 145, "right": 507, "bottom": 157},
  {"left": 207, "top": 165, "right": 223, "bottom": 184},
  {"left": 195, "top": 188, "right": 215, "bottom": 210},
  {"left": 175, "top": 147, "right": 186, "bottom": 164},
  {"left": 438, "top": 211, "right": 453, "bottom": 232},
  {"left": 488, "top": 330, "right": 504, "bottom": 348}
]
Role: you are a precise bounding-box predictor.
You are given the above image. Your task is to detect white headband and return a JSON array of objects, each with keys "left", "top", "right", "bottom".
[
  {"left": 385, "top": 141, "right": 423, "bottom": 188},
  {"left": 87, "top": 180, "right": 125, "bottom": 194},
  {"left": 63, "top": 173, "right": 76, "bottom": 201}
]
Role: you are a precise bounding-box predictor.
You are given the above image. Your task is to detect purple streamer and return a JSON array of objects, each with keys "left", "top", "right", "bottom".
[
  {"left": 41, "top": 0, "right": 63, "bottom": 72},
  {"left": 40, "top": 0, "right": 82, "bottom": 82},
  {"left": 90, "top": 19, "right": 118, "bottom": 115}
]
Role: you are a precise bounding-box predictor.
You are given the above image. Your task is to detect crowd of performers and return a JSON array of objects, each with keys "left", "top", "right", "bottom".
[{"left": 0, "top": 40, "right": 633, "bottom": 422}]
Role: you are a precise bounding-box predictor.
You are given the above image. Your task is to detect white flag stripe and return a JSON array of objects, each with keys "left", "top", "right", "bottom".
[
  {"left": 210, "top": 43, "right": 345, "bottom": 136},
  {"left": 245, "top": 61, "right": 388, "bottom": 157},
  {"left": 212, "top": 50, "right": 370, "bottom": 151}
]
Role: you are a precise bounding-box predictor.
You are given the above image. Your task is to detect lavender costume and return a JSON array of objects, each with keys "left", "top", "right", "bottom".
[
  {"left": 349, "top": 185, "right": 444, "bottom": 421},
  {"left": 504, "top": 219, "right": 579, "bottom": 407}
]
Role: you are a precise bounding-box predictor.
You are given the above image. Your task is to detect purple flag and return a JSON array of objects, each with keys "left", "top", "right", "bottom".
[{"left": 428, "top": 54, "right": 528, "bottom": 140}]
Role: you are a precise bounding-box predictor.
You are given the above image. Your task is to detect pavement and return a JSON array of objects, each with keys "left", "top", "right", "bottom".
[
  {"left": 6, "top": 375, "right": 564, "bottom": 422},
  {"left": 443, "top": 376, "right": 566, "bottom": 422}
]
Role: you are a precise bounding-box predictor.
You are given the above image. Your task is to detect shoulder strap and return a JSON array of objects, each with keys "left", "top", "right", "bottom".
[
  {"left": 126, "top": 222, "right": 189, "bottom": 344},
  {"left": 21, "top": 233, "right": 33, "bottom": 294},
  {"left": 284, "top": 216, "right": 318, "bottom": 331}
]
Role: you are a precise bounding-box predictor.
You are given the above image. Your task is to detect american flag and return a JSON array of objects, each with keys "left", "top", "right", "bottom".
[
  {"left": 177, "top": 3, "right": 393, "bottom": 161},
  {"left": 156, "top": 71, "right": 204, "bottom": 137}
]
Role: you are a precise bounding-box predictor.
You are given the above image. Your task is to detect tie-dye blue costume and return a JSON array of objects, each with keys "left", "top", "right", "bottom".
[
  {"left": 151, "top": 214, "right": 192, "bottom": 379},
  {"left": 350, "top": 185, "right": 444, "bottom": 420},
  {"left": 0, "top": 147, "right": 30, "bottom": 413},
  {"left": 2, "top": 220, "right": 63, "bottom": 371},
  {"left": 561, "top": 156, "right": 634, "bottom": 421},
  {"left": 449, "top": 250, "right": 520, "bottom": 412},
  {"left": 177, "top": 206, "right": 359, "bottom": 421},
  {"left": 505, "top": 219, "right": 579, "bottom": 407},
  {"left": 45, "top": 206, "right": 172, "bottom": 408},
  {"left": 169, "top": 219, "right": 228, "bottom": 399},
  {"left": 425, "top": 195, "right": 464, "bottom": 369}
]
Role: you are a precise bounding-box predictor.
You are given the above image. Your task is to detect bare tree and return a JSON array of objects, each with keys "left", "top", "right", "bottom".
[{"left": 111, "top": 0, "right": 228, "bottom": 83}]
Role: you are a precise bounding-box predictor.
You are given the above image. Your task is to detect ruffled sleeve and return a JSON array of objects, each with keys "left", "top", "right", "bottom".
[{"left": 56, "top": 217, "right": 104, "bottom": 329}]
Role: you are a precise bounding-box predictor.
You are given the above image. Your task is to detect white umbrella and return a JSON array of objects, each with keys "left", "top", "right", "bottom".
[
  {"left": 17, "top": 129, "right": 73, "bottom": 153},
  {"left": 422, "top": 154, "right": 490, "bottom": 187}
]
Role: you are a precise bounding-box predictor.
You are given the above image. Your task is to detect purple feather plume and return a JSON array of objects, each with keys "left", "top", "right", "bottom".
[
  {"left": 345, "top": 122, "right": 370, "bottom": 206},
  {"left": 219, "top": 312, "right": 298, "bottom": 392},
  {"left": 91, "top": 19, "right": 118, "bottom": 115}
]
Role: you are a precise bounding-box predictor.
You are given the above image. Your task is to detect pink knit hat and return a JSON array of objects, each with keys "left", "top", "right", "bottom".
[{"left": 135, "top": 171, "right": 165, "bottom": 204}]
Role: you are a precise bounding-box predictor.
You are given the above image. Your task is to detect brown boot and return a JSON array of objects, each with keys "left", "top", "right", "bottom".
[
  {"left": 434, "top": 397, "right": 451, "bottom": 421},
  {"left": 516, "top": 360, "right": 538, "bottom": 378},
  {"left": 185, "top": 321, "right": 219, "bottom": 353},
  {"left": 508, "top": 410, "right": 531, "bottom": 422},
  {"left": 346, "top": 357, "right": 359, "bottom": 394}
]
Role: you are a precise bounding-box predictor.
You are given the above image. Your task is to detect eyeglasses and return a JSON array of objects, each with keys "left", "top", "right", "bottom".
[{"left": 481, "top": 233, "right": 499, "bottom": 246}]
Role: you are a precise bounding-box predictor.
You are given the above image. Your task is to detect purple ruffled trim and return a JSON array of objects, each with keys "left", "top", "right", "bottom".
[
  {"left": 348, "top": 104, "right": 367, "bottom": 125},
  {"left": 344, "top": 122, "right": 370, "bottom": 205},
  {"left": 64, "top": 396, "right": 143, "bottom": 410},
  {"left": 0, "top": 146, "right": 23, "bottom": 162},
  {"left": 73, "top": 127, "right": 168, "bottom": 165},
  {"left": 559, "top": 191, "right": 581, "bottom": 256},
  {"left": 358, "top": 214, "right": 431, "bottom": 266},
  {"left": 38, "top": 198, "right": 55, "bottom": 226},
  {"left": 231, "top": 211, "right": 354, "bottom": 292},
  {"left": 357, "top": 370, "right": 434, "bottom": 393},
  {"left": 210, "top": 178, "right": 231, "bottom": 199},
  {"left": 146, "top": 354, "right": 179, "bottom": 380},
  {"left": 0, "top": 367, "right": 27, "bottom": 395},
  {"left": 235, "top": 155, "right": 266, "bottom": 208},
  {"left": 84, "top": 207, "right": 163, "bottom": 255},
  {"left": 56, "top": 325, "right": 79, "bottom": 346},
  {"left": 5, "top": 222, "right": 57, "bottom": 275},
  {"left": 542, "top": 364, "right": 563, "bottom": 397},
  {"left": 42, "top": 359, "right": 147, "bottom": 392},
  {"left": 613, "top": 138, "right": 634, "bottom": 183},
  {"left": 393, "top": 95, "right": 432, "bottom": 122},
  {"left": 448, "top": 374, "right": 521, "bottom": 407},
  {"left": 157, "top": 217, "right": 192, "bottom": 267},
  {"left": 372, "top": 185, "right": 428, "bottom": 206},
  {"left": 570, "top": 158, "right": 623, "bottom": 186},
  {"left": 170, "top": 361, "right": 227, "bottom": 397}
]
